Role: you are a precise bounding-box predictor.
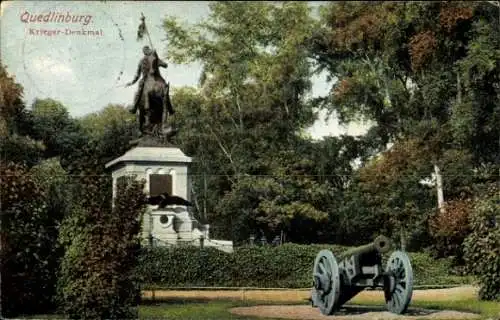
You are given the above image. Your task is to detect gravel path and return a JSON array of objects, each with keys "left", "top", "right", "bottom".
[
  {"left": 230, "top": 305, "right": 481, "bottom": 320},
  {"left": 227, "top": 286, "right": 481, "bottom": 320},
  {"left": 142, "top": 286, "right": 478, "bottom": 302},
  {"left": 142, "top": 286, "right": 482, "bottom": 320}
]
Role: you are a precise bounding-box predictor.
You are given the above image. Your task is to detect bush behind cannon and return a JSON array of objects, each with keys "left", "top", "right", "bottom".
[{"left": 311, "top": 235, "right": 413, "bottom": 315}]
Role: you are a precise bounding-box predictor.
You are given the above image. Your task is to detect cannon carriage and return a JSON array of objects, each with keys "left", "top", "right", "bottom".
[{"left": 311, "top": 235, "right": 413, "bottom": 315}]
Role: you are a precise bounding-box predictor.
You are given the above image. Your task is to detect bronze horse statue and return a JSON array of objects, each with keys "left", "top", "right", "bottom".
[{"left": 129, "top": 47, "right": 176, "bottom": 139}]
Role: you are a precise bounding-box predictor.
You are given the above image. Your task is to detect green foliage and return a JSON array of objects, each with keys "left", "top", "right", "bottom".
[
  {"left": 78, "top": 104, "right": 135, "bottom": 139},
  {"left": 58, "top": 110, "right": 136, "bottom": 176},
  {"left": 216, "top": 150, "right": 332, "bottom": 244},
  {"left": 137, "top": 244, "right": 471, "bottom": 289},
  {"left": 309, "top": 1, "right": 499, "bottom": 252},
  {"left": 0, "top": 63, "right": 25, "bottom": 136},
  {"left": 57, "top": 176, "right": 147, "bottom": 319},
  {"left": 311, "top": 1, "right": 499, "bottom": 161},
  {"left": 29, "top": 99, "right": 74, "bottom": 159},
  {"left": 404, "top": 251, "right": 472, "bottom": 286},
  {"left": 165, "top": 3, "right": 338, "bottom": 242},
  {"left": 463, "top": 195, "right": 500, "bottom": 301},
  {"left": 140, "top": 297, "right": 500, "bottom": 320},
  {"left": 0, "top": 162, "right": 67, "bottom": 317},
  {"left": 0, "top": 133, "right": 45, "bottom": 167},
  {"left": 170, "top": 89, "right": 364, "bottom": 244},
  {"left": 0, "top": 64, "right": 46, "bottom": 167},
  {"left": 347, "top": 139, "right": 436, "bottom": 248},
  {"left": 139, "top": 301, "right": 262, "bottom": 320},
  {"left": 138, "top": 244, "right": 344, "bottom": 288},
  {"left": 0, "top": 63, "right": 142, "bottom": 318}
]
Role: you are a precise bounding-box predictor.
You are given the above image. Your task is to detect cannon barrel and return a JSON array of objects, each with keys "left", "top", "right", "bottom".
[{"left": 340, "top": 235, "right": 392, "bottom": 259}]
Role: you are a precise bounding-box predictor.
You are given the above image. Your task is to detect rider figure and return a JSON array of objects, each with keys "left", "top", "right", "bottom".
[{"left": 127, "top": 45, "right": 168, "bottom": 114}]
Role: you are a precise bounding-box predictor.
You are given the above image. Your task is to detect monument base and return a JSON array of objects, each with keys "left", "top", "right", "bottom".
[
  {"left": 106, "top": 145, "right": 234, "bottom": 253},
  {"left": 129, "top": 133, "right": 176, "bottom": 148}
]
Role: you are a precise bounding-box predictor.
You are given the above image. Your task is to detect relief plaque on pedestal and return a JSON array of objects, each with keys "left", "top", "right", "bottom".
[{"left": 149, "top": 174, "right": 172, "bottom": 197}]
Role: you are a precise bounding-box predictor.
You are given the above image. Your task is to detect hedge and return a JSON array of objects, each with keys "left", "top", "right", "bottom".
[{"left": 136, "top": 243, "right": 474, "bottom": 289}]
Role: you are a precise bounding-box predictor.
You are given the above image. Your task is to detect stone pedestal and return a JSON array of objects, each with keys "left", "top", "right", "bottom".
[{"left": 105, "top": 146, "right": 233, "bottom": 253}]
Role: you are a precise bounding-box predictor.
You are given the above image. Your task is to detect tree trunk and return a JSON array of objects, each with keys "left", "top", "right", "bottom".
[
  {"left": 400, "top": 225, "right": 406, "bottom": 251},
  {"left": 203, "top": 173, "right": 207, "bottom": 222},
  {"left": 434, "top": 164, "right": 445, "bottom": 213}
]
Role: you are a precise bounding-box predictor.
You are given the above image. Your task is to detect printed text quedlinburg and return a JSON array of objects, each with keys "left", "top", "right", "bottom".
[{"left": 20, "top": 11, "right": 93, "bottom": 26}]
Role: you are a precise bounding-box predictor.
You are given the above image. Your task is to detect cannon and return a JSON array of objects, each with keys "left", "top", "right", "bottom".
[{"left": 311, "top": 235, "right": 413, "bottom": 315}]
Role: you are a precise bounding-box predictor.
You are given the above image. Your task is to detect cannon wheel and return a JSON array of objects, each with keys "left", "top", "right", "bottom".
[
  {"left": 311, "top": 250, "right": 341, "bottom": 315},
  {"left": 384, "top": 250, "right": 413, "bottom": 314}
]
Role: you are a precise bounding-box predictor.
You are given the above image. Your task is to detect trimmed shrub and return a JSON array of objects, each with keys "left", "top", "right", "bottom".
[
  {"left": 137, "top": 243, "right": 472, "bottom": 289},
  {"left": 57, "top": 176, "right": 146, "bottom": 319},
  {"left": 463, "top": 195, "right": 500, "bottom": 301}
]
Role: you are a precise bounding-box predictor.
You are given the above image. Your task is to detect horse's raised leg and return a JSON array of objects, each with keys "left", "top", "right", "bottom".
[
  {"left": 162, "top": 92, "right": 167, "bottom": 127},
  {"left": 137, "top": 107, "right": 144, "bottom": 136},
  {"left": 144, "top": 93, "right": 151, "bottom": 131}
]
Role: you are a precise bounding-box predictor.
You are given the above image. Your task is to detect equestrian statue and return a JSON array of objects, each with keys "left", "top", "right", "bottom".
[{"left": 126, "top": 13, "right": 177, "bottom": 144}]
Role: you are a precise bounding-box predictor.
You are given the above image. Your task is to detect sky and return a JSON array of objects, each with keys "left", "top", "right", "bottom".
[{"left": 1, "top": 1, "right": 370, "bottom": 139}]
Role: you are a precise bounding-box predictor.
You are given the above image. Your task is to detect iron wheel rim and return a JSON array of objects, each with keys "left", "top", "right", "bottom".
[
  {"left": 311, "top": 249, "right": 340, "bottom": 315},
  {"left": 384, "top": 250, "right": 413, "bottom": 314}
]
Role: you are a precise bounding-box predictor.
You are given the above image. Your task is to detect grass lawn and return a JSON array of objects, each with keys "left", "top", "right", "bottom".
[
  {"left": 140, "top": 299, "right": 284, "bottom": 320},
  {"left": 139, "top": 297, "right": 500, "bottom": 320},
  {"left": 140, "top": 287, "right": 500, "bottom": 320},
  {"left": 17, "top": 287, "right": 500, "bottom": 320},
  {"left": 350, "top": 295, "right": 500, "bottom": 320}
]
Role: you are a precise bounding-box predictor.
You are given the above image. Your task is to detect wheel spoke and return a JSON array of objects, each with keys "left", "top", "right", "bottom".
[
  {"left": 396, "top": 267, "right": 404, "bottom": 279},
  {"left": 324, "top": 257, "right": 332, "bottom": 272},
  {"left": 319, "top": 262, "right": 327, "bottom": 274},
  {"left": 396, "top": 284, "right": 405, "bottom": 294},
  {"left": 395, "top": 291, "right": 405, "bottom": 308},
  {"left": 398, "top": 277, "right": 406, "bottom": 286},
  {"left": 391, "top": 259, "right": 397, "bottom": 270},
  {"left": 397, "top": 258, "right": 403, "bottom": 270}
]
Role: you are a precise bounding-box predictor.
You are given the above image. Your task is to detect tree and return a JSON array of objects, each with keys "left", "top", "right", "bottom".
[
  {"left": 79, "top": 104, "right": 135, "bottom": 139},
  {"left": 53, "top": 103, "right": 137, "bottom": 176},
  {"left": 0, "top": 64, "right": 45, "bottom": 166},
  {"left": 353, "top": 139, "right": 436, "bottom": 249},
  {"left": 28, "top": 99, "right": 71, "bottom": 158},
  {"left": 309, "top": 1, "right": 499, "bottom": 247},
  {"left": 27, "top": 98, "right": 95, "bottom": 162},
  {"left": 216, "top": 149, "right": 331, "bottom": 244},
  {"left": 164, "top": 2, "right": 329, "bottom": 241},
  {"left": 0, "top": 65, "right": 74, "bottom": 317},
  {"left": 310, "top": 0, "right": 499, "bottom": 168},
  {"left": 0, "top": 63, "right": 24, "bottom": 137}
]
